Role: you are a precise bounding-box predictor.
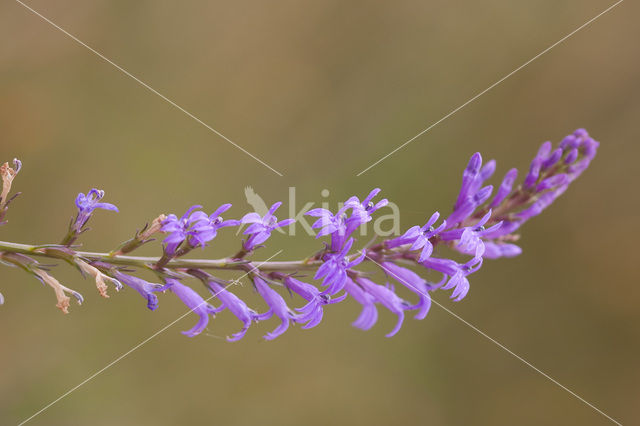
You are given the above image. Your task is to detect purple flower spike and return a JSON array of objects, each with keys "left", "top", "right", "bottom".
[
  {"left": 252, "top": 275, "right": 299, "bottom": 340},
  {"left": 356, "top": 277, "right": 407, "bottom": 337},
  {"left": 241, "top": 202, "right": 294, "bottom": 251},
  {"left": 315, "top": 238, "right": 365, "bottom": 294},
  {"left": 387, "top": 211, "right": 446, "bottom": 262},
  {"left": 381, "top": 262, "right": 432, "bottom": 320},
  {"left": 73, "top": 189, "right": 118, "bottom": 232},
  {"left": 114, "top": 271, "right": 163, "bottom": 311},
  {"left": 158, "top": 278, "right": 217, "bottom": 337},
  {"left": 206, "top": 279, "right": 261, "bottom": 341},
  {"left": 345, "top": 278, "right": 378, "bottom": 331},
  {"left": 284, "top": 276, "right": 346, "bottom": 329}
]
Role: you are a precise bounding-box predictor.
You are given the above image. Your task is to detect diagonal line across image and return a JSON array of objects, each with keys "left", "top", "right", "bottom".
[
  {"left": 356, "top": 0, "right": 623, "bottom": 176},
  {"left": 17, "top": 250, "right": 284, "bottom": 426},
  {"left": 15, "top": 0, "right": 284, "bottom": 177}
]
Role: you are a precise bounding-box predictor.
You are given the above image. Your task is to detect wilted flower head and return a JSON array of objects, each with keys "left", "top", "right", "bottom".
[
  {"left": 75, "top": 259, "right": 122, "bottom": 298},
  {"left": 0, "top": 158, "right": 21, "bottom": 210}
]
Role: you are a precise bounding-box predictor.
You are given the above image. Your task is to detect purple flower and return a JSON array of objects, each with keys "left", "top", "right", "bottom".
[
  {"left": 489, "top": 168, "right": 518, "bottom": 208},
  {"left": 381, "top": 262, "right": 432, "bottom": 320},
  {"left": 307, "top": 189, "right": 388, "bottom": 251},
  {"left": 386, "top": 211, "right": 446, "bottom": 261},
  {"left": 205, "top": 279, "right": 261, "bottom": 341},
  {"left": 307, "top": 206, "right": 348, "bottom": 246},
  {"left": 343, "top": 188, "right": 388, "bottom": 232},
  {"left": 188, "top": 204, "right": 239, "bottom": 247},
  {"left": 355, "top": 276, "right": 408, "bottom": 337},
  {"left": 524, "top": 141, "right": 552, "bottom": 189},
  {"left": 440, "top": 210, "right": 502, "bottom": 257},
  {"left": 447, "top": 185, "right": 493, "bottom": 227},
  {"left": 113, "top": 271, "right": 163, "bottom": 311},
  {"left": 345, "top": 278, "right": 378, "bottom": 331},
  {"left": 241, "top": 202, "right": 294, "bottom": 251},
  {"left": 161, "top": 205, "right": 203, "bottom": 254},
  {"left": 161, "top": 204, "right": 237, "bottom": 254},
  {"left": 422, "top": 254, "right": 483, "bottom": 301},
  {"left": 157, "top": 278, "right": 217, "bottom": 337},
  {"left": 483, "top": 242, "right": 522, "bottom": 259},
  {"left": 283, "top": 275, "right": 346, "bottom": 329},
  {"left": 73, "top": 189, "right": 118, "bottom": 232},
  {"left": 252, "top": 275, "right": 300, "bottom": 340},
  {"left": 315, "top": 238, "right": 365, "bottom": 294}
]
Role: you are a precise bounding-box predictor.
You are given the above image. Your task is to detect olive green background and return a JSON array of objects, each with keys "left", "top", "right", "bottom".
[{"left": 1, "top": 1, "right": 638, "bottom": 425}]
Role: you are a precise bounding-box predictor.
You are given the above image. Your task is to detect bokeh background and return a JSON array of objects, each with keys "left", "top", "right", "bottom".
[{"left": 1, "top": 1, "right": 638, "bottom": 425}]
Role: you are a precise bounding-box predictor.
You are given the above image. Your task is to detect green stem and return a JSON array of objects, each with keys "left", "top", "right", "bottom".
[{"left": 0, "top": 240, "right": 320, "bottom": 272}]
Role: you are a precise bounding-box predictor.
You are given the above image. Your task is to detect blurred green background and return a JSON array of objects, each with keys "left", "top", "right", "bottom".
[{"left": 1, "top": 1, "right": 638, "bottom": 425}]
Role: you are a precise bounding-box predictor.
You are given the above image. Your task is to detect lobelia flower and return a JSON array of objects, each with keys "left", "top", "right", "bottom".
[
  {"left": 447, "top": 184, "right": 493, "bottom": 227},
  {"left": 422, "top": 251, "right": 483, "bottom": 302},
  {"left": 157, "top": 278, "right": 217, "bottom": 337},
  {"left": 489, "top": 168, "right": 518, "bottom": 208},
  {"left": 315, "top": 238, "right": 365, "bottom": 295},
  {"left": 440, "top": 210, "right": 502, "bottom": 257},
  {"left": 482, "top": 242, "right": 522, "bottom": 259},
  {"left": 73, "top": 189, "right": 118, "bottom": 234},
  {"left": 241, "top": 202, "right": 295, "bottom": 252},
  {"left": 160, "top": 204, "right": 238, "bottom": 256},
  {"left": 205, "top": 278, "right": 262, "bottom": 342},
  {"left": 341, "top": 189, "right": 388, "bottom": 243},
  {"left": 251, "top": 275, "right": 300, "bottom": 340},
  {"left": 345, "top": 277, "right": 378, "bottom": 331},
  {"left": 381, "top": 262, "right": 433, "bottom": 320},
  {"left": 355, "top": 276, "right": 408, "bottom": 337},
  {"left": 386, "top": 211, "right": 447, "bottom": 262},
  {"left": 187, "top": 204, "right": 239, "bottom": 248},
  {"left": 307, "top": 189, "right": 388, "bottom": 251},
  {"left": 283, "top": 275, "right": 347, "bottom": 329},
  {"left": 113, "top": 271, "right": 163, "bottom": 311}
]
